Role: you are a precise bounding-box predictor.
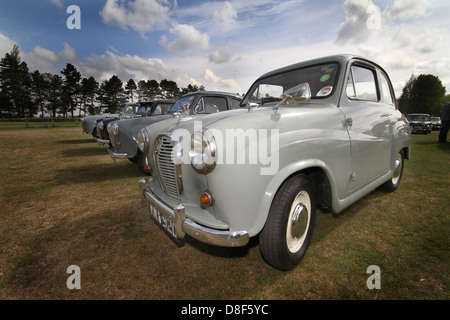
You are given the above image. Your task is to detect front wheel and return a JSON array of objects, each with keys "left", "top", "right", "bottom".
[{"left": 260, "top": 174, "right": 316, "bottom": 271}]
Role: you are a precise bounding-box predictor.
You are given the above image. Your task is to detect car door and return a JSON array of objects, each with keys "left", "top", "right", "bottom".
[{"left": 339, "top": 62, "right": 394, "bottom": 193}]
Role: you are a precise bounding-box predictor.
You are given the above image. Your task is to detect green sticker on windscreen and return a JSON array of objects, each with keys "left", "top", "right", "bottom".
[{"left": 320, "top": 74, "right": 330, "bottom": 82}]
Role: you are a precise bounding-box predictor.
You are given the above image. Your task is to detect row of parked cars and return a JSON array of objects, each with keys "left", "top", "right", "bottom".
[
  {"left": 81, "top": 55, "right": 412, "bottom": 270},
  {"left": 405, "top": 113, "right": 441, "bottom": 134}
]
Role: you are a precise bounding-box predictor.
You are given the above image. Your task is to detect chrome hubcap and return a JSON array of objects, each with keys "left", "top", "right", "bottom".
[
  {"left": 286, "top": 191, "right": 311, "bottom": 253},
  {"left": 392, "top": 153, "right": 402, "bottom": 185}
]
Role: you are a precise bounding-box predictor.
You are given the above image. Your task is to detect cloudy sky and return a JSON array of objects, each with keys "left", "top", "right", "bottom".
[{"left": 0, "top": 0, "right": 449, "bottom": 97}]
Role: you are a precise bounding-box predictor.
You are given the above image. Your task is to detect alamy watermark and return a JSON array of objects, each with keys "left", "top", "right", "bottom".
[
  {"left": 170, "top": 120, "right": 280, "bottom": 176},
  {"left": 67, "top": 5, "right": 81, "bottom": 30},
  {"left": 366, "top": 265, "right": 381, "bottom": 290},
  {"left": 66, "top": 265, "right": 81, "bottom": 290},
  {"left": 366, "top": 4, "right": 381, "bottom": 30}
]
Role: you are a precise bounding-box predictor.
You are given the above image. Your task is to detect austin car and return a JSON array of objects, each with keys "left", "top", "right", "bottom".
[
  {"left": 138, "top": 55, "right": 411, "bottom": 270},
  {"left": 108, "top": 91, "right": 242, "bottom": 174},
  {"left": 406, "top": 113, "right": 432, "bottom": 134},
  {"left": 95, "top": 100, "right": 175, "bottom": 145},
  {"left": 81, "top": 102, "right": 139, "bottom": 138}
]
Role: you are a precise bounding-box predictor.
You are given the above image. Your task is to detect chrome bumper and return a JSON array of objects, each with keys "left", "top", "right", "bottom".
[
  {"left": 107, "top": 148, "right": 128, "bottom": 160},
  {"left": 95, "top": 137, "right": 110, "bottom": 145},
  {"left": 138, "top": 177, "right": 249, "bottom": 247}
]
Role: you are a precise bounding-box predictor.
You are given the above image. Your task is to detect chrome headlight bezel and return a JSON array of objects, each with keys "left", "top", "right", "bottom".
[
  {"left": 137, "top": 128, "right": 149, "bottom": 153},
  {"left": 190, "top": 129, "right": 217, "bottom": 175}
]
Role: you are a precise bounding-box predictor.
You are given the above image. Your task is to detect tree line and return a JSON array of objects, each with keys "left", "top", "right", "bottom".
[
  {"left": 0, "top": 45, "right": 204, "bottom": 118},
  {"left": 398, "top": 74, "right": 449, "bottom": 116}
]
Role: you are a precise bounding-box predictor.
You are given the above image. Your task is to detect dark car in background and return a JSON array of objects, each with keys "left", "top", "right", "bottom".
[
  {"left": 108, "top": 91, "right": 242, "bottom": 174},
  {"left": 95, "top": 100, "right": 176, "bottom": 145},
  {"left": 406, "top": 113, "right": 432, "bottom": 134}
]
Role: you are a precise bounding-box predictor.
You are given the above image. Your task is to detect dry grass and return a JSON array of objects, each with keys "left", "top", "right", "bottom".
[{"left": 0, "top": 128, "right": 448, "bottom": 300}]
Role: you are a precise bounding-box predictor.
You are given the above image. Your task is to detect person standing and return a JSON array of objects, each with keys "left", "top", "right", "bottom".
[{"left": 439, "top": 102, "right": 450, "bottom": 143}]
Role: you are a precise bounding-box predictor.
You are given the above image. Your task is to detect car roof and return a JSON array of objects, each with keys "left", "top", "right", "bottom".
[
  {"left": 182, "top": 91, "right": 242, "bottom": 99},
  {"left": 257, "top": 54, "right": 385, "bottom": 80}
]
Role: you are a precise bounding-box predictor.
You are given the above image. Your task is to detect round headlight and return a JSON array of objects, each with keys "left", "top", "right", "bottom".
[
  {"left": 137, "top": 128, "right": 149, "bottom": 152},
  {"left": 112, "top": 122, "right": 119, "bottom": 136},
  {"left": 190, "top": 129, "right": 217, "bottom": 175}
]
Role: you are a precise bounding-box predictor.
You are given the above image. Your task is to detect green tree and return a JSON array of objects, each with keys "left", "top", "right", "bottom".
[
  {"left": 80, "top": 76, "right": 99, "bottom": 115},
  {"left": 61, "top": 63, "right": 81, "bottom": 118},
  {"left": 399, "top": 74, "right": 446, "bottom": 115},
  {"left": 125, "top": 79, "right": 137, "bottom": 102},
  {"left": 0, "top": 45, "right": 34, "bottom": 117},
  {"left": 104, "top": 75, "right": 127, "bottom": 113},
  {"left": 181, "top": 84, "right": 205, "bottom": 95},
  {"left": 31, "top": 70, "right": 50, "bottom": 118},
  {"left": 47, "top": 74, "right": 63, "bottom": 118},
  {"left": 160, "top": 79, "right": 179, "bottom": 99}
]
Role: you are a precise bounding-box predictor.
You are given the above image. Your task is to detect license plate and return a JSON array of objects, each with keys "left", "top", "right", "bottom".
[{"left": 149, "top": 203, "right": 178, "bottom": 239}]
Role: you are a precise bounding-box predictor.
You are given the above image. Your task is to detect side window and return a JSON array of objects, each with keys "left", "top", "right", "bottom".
[
  {"left": 194, "top": 97, "right": 228, "bottom": 114},
  {"left": 380, "top": 73, "right": 394, "bottom": 105},
  {"left": 231, "top": 98, "right": 241, "bottom": 109},
  {"left": 347, "top": 66, "right": 378, "bottom": 101}
]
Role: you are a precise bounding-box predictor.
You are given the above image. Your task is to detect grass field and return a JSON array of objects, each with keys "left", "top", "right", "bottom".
[{"left": 0, "top": 127, "right": 448, "bottom": 300}]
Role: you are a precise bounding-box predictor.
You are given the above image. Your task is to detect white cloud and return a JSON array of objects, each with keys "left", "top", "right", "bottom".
[
  {"left": 203, "top": 69, "right": 241, "bottom": 92},
  {"left": 22, "top": 46, "right": 61, "bottom": 73},
  {"left": 100, "top": 0, "right": 171, "bottom": 36},
  {"left": 50, "top": 0, "right": 63, "bottom": 8},
  {"left": 59, "top": 43, "right": 77, "bottom": 61},
  {"left": 335, "top": 0, "right": 377, "bottom": 44},
  {"left": 415, "top": 29, "right": 443, "bottom": 54},
  {"left": 386, "top": 0, "right": 428, "bottom": 20},
  {"left": 160, "top": 24, "right": 210, "bottom": 54},
  {"left": 79, "top": 50, "right": 197, "bottom": 88},
  {"left": 0, "top": 33, "right": 17, "bottom": 58},
  {"left": 213, "top": 1, "right": 237, "bottom": 32},
  {"left": 209, "top": 47, "right": 233, "bottom": 64}
]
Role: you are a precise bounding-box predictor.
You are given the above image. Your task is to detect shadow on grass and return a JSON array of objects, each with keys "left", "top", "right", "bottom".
[
  {"left": 53, "top": 162, "right": 144, "bottom": 185},
  {"left": 61, "top": 146, "right": 110, "bottom": 157},
  {"left": 57, "top": 138, "right": 95, "bottom": 145}
]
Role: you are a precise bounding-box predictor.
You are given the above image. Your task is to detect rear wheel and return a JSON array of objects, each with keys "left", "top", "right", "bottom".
[
  {"left": 382, "top": 149, "right": 404, "bottom": 192},
  {"left": 260, "top": 174, "right": 316, "bottom": 271}
]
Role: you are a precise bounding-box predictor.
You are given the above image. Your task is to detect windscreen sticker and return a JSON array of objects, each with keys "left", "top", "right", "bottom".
[
  {"left": 320, "top": 74, "right": 330, "bottom": 82},
  {"left": 317, "top": 86, "right": 333, "bottom": 97},
  {"left": 320, "top": 65, "right": 335, "bottom": 74}
]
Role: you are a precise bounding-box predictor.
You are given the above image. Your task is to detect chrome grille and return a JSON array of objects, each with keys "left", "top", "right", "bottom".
[{"left": 154, "top": 135, "right": 182, "bottom": 198}]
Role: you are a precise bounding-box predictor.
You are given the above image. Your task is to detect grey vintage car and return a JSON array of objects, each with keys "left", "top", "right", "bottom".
[
  {"left": 138, "top": 55, "right": 412, "bottom": 270},
  {"left": 81, "top": 102, "right": 139, "bottom": 137},
  {"left": 95, "top": 100, "right": 175, "bottom": 145},
  {"left": 108, "top": 91, "right": 242, "bottom": 173}
]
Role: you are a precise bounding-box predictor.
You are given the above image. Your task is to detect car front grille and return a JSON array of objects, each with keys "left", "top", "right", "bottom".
[{"left": 154, "top": 135, "right": 182, "bottom": 199}]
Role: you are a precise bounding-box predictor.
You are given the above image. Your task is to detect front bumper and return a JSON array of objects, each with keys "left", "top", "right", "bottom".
[
  {"left": 107, "top": 147, "right": 128, "bottom": 160},
  {"left": 95, "top": 137, "right": 110, "bottom": 145},
  {"left": 138, "top": 177, "right": 249, "bottom": 247}
]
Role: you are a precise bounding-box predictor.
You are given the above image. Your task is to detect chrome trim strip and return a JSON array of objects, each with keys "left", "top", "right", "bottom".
[{"left": 139, "top": 178, "right": 249, "bottom": 247}]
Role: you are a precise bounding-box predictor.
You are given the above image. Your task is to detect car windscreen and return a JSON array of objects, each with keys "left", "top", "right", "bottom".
[
  {"left": 168, "top": 95, "right": 196, "bottom": 114},
  {"left": 242, "top": 63, "right": 339, "bottom": 106}
]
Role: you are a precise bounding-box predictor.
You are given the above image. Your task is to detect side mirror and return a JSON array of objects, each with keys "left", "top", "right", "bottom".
[{"left": 274, "top": 83, "right": 311, "bottom": 110}]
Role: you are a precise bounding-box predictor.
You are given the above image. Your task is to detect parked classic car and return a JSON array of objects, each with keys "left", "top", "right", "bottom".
[
  {"left": 406, "top": 113, "right": 432, "bottom": 134},
  {"left": 81, "top": 102, "right": 139, "bottom": 137},
  {"left": 95, "top": 100, "right": 175, "bottom": 145},
  {"left": 431, "top": 117, "right": 441, "bottom": 131},
  {"left": 138, "top": 54, "right": 411, "bottom": 270},
  {"left": 108, "top": 91, "right": 242, "bottom": 174}
]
